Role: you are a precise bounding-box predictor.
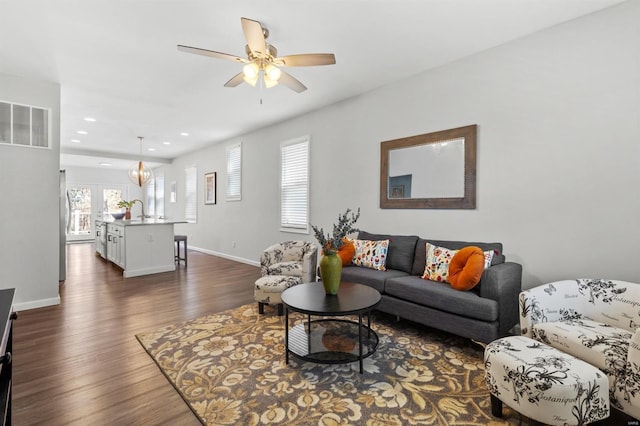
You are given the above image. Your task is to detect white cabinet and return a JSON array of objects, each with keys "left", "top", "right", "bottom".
[
  {"left": 105, "top": 221, "right": 179, "bottom": 277},
  {"left": 106, "top": 223, "right": 125, "bottom": 269},
  {"left": 95, "top": 221, "right": 107, "bottom": 259}
]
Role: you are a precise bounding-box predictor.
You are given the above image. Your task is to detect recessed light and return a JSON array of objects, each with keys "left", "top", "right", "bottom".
[
  {"left": 99, "top": 162, "right": 112, "bottom": 166},
  {"left": 84, "top": 117, "right": 96, "bottom": 122},
  {"left": 180, "top": 132, "right": 189, "bottom": 136},
  {"left": 71, "top": 139, "right": 81, "bottom": 143},
  {"left": 77, "top": 130, "right": 88, "bottom": 135},
  {"left": 163, "top": 141, "right": 171, "bottom": 145},
  {"left": 148, "top": 148, "right": 156, "bottom": 152}
]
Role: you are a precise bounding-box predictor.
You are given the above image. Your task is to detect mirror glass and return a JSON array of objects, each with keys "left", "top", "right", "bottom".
[{"left": 380, "top": 125, "right": 476, "bottom": 209}]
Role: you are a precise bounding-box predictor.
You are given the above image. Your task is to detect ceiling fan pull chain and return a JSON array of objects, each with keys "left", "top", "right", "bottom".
[{"left": 259, "top": 71, "right": 264, "bottom": 105}]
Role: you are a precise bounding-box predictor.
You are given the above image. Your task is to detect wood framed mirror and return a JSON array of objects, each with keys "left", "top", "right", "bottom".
[{"left": 380, "top": 124, "right": 477, "bottom": 209}]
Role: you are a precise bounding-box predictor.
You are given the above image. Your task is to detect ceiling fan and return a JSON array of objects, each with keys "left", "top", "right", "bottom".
[{"left": 178, "top": 17, "right": 336, "bottom": 93}]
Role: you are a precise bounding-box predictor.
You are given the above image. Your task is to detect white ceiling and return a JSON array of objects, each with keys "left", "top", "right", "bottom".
[{"left": 0, "top": 0, "right": 626, "bottom": 170}]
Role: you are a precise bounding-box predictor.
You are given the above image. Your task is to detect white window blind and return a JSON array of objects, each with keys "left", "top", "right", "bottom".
[
  {"left": 280, "top": 136, "right": 309, "bottom": 232},
  {"left": 145, "top": 178, "right": 156, "bottom": 217},
  {"left": 185, "top": 166, "right": 197, "bottom": 223},
  {"left": 226, "top": 143, "right": 241, "bottom": 201},
  {"left": 155, "top": 175, "right": 165, "bottom": 218}
]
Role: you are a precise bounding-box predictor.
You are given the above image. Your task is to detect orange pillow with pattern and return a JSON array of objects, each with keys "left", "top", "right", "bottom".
[{"left": 448, "top": 246, "right": 485, "bottom": 291}]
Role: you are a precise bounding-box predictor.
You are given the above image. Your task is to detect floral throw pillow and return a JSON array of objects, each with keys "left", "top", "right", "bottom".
[
  {"left": 422, "top": 243, "right": 459, "bottom": 283},
  {"left": 483, "top": 250, "right": 495, "bottom": 269},
  {"left": 352, "top": 239, "right": 389, "bottom": 271}
]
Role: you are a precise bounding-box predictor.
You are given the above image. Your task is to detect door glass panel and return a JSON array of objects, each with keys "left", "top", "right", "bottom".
[
  {"left": 68, "top": 186, "right": 92, "bottom": 238},
  {"left": 12, "top": 104, "right": 30, "bottom": 145},
  {"left": 103, "top": 188, "right": 124, "bottom": 220}
]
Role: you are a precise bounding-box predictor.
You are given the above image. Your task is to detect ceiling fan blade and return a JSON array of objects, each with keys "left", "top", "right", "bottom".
[
  {"left": 224, "top": 73, "right": 245, "bottom": 88},
  {"left": 278, "top": 70, "right": 307, "bottom": 93},
  {"left": 276, "top": 53, "right": 336, "bottom": 67},
  {"left": 241, "top": 17, "right": 267, "bottom": 56},
  {"left": 177, "top": 45, "right": 246, "bottom": 63}
]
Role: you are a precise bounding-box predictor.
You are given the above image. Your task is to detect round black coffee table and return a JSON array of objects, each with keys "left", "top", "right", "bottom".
[{"left": 281, "top": 281, "right": 381, "bottom": 374}]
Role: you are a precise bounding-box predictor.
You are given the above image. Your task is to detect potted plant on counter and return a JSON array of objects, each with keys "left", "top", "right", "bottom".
[{"left": 117, "top": 200, "right": 137, "bottom": 220}]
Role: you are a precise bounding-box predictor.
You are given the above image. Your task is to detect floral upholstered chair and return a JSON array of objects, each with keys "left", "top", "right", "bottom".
[
  {"left": 254, "top": 241, "right": 318, "bottom": 315},
  {"left": 519, "top": 279, "right": 640, "bottom": 419}
]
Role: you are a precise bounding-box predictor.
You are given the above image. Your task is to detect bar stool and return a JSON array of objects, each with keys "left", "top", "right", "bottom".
[{"left": 174, "top": 235, "right": 187, "bottom": 266}]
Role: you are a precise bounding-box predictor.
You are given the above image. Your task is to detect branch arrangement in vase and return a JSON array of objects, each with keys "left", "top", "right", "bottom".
[{"left": 311, "top": 208, "right": 360, "bottom": 253}]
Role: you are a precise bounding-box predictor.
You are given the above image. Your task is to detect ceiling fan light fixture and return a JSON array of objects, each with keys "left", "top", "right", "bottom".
[
  {"left": 265, "top": 64, "right": 281, "bottom": 81},
  {"left": 242, "top": 62, "right": 259, "bottom": 79},
  {"left": 263, "top": 73, "right": 279, "bottom": 88},
  {"left": 243, "top": 73, "right": 259, "bottom": 87}
]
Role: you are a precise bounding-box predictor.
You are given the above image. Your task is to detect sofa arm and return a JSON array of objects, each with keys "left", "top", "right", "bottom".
[
  {"left": 518, "top": 280, "right": 584, "bottom": 338},
  {"left": 480, "top": 261, "right": 522, "bottom": 337}
]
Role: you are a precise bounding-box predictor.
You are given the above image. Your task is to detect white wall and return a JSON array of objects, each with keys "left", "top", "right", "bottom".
[
  {"left": 0, "top": 72, "right": 61, "bottom": 309},
  {"left": 158, "top": 2, "right": 640, "bottom": 289}
]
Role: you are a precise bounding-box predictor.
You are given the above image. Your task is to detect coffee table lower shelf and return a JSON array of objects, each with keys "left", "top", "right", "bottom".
[{"left": 286, "top": 318, "right": 379, "bottom": 372}]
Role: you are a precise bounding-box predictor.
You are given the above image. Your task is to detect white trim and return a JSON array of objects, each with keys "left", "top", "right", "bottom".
[
  {"left": 123, "top": 265, "right": 176, "bottom": 278},
  {"left": 190, "top": 245, "right": 260, "bottom": 267},
  {"left": 13, "top": 296, "right": 60, "bottom": 312}
]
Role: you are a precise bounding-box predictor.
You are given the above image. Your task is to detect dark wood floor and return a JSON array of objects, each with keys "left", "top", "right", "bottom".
[{"left": 12, "top": 243, "right": 261, "bottom": 425}]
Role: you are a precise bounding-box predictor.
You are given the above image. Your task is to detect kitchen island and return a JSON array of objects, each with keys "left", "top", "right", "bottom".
[{"left": 95, "top": 219, "right": 186, "bottom": 278}]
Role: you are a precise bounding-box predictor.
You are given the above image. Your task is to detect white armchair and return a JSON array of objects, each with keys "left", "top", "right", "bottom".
[
  {"left": 254, "top": 241, "right": 318, "bottom": 315},
  {"left": 519, "top": 279, "right": 640, "bottom": 419}
]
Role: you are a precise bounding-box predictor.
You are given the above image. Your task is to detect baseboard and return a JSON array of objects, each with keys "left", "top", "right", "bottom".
[
  {"left": 14, "top": 296, "right": 61, "bottom": 312},
  {"left": 124, "top": 265, "right": 176, "bottom": 278},
  {"left": 190, "top": 246, "right": 260, "bottom": 267}
]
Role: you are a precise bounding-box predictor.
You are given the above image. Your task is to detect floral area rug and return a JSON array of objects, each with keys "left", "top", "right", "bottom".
[{"left": 136, "top": 304, "right": 525, "bottom": 425}]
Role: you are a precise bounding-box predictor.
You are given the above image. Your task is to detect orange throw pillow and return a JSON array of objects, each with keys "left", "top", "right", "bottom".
[
  {"left": 337, "top": 238, "right": 356, "bottom": 266},
  {"left": 448, "top": 246, "right": 485, "bottom": 291}
]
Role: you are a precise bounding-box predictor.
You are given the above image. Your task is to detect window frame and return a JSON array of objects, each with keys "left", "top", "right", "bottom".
[
  {"left": 184, "top": 166, "right": 197, "bottom": 223},
  {"left": 280, "top": 135, "right": 310, "bottom": 234},
  {"left": 226, "top": 143, "right": 242, "bottom": 201}
]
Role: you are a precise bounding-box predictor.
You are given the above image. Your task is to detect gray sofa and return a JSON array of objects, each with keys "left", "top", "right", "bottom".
[{"left": 341, "top": 231, "right": 522, "bottom": 343}]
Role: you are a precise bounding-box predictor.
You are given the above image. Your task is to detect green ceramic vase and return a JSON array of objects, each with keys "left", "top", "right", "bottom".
[{"left": 319, "top": 251, "right": 342, "bottom": 295}]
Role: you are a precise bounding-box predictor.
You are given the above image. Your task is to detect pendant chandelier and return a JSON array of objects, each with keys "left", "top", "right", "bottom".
[{"left": 128, "top": 136, "right": 154, "bottom": 187}]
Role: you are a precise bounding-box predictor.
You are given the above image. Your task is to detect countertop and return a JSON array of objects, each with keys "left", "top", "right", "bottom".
[{"left": 97, "top": 218, "right": 187, "bottom": 226}]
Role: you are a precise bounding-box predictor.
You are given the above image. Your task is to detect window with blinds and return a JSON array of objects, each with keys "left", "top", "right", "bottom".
[
  {"left": 155, "top": 175, "right": 165, "bottom": 218},
  {"left": 226, "top": 143, "right": 241, "bottom": 201},
  {"left": 185, "top": 166, "right": 197, "bottom": 223},
  {"left": 145, "top": 178, "right": 156, "bottom": 217},
  {"left": 280, "top": 136, "right": 309, "bottom": 233}
]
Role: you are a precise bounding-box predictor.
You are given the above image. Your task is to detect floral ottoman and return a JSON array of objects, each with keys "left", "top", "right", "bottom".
[
  {"left": 254, "top": 275, "right": 301, "bottom": 316},
  {"left": 484, "top": 335, "right": 609, "bottom": 425}
]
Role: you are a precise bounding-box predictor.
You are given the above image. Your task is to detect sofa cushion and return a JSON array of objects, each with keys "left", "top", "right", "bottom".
[
  {"left": 384, "top": 275, "right": 499, "bottom": 322},
  {"left": 341, "top": 265, "right": 409, "bottom": 293},
  {"left": 351, "top": 238, "right": 389, "bottom": 271},
  {"left": 532, "top": 319, "right": 632, "bottom": 377},
  {"left": 422, "top": 243, "right": 458, "bottom": 283},
  {"left": 358, "top": 231, "right": 418, "bottom": 274},
  {"left": 412, "top": 239, "right": 504, "bottom": 276}
]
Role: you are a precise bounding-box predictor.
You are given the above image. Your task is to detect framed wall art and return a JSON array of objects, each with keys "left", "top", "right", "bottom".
[{"left": 204, "top": 172, "right": 216, "bottom": 205}]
